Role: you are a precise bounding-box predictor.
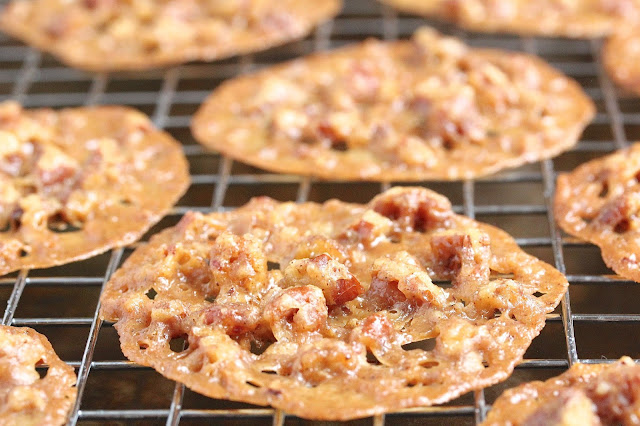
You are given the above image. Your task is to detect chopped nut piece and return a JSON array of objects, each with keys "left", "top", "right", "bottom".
[
  {"left": 263, "top": 285, "right": 328, "bottom": 340},
  {"left": 283, "top": 254, "right": 364, "bottom": 306},
  {"left": 290, "top": 235, "right": 349, "bottom": 263},
  {"left": 210, "top": 232, "right": 268, "bottom": 296},
  {"left": 371, "top": 186, "right": 453, "bottom": 232},
  {"left": 372, "top": 251, "right": 448, "bottom": 307},
  {"left": 340, "top": 210, "right": 394, "bottom": 246},
  {"left": 430, "top": 229, "right": 491, "bottom": 284}
]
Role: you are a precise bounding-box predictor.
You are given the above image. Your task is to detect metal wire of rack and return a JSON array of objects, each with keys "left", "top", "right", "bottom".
[{"left": 0, "top": 1, "right": 639, "bottom": 425}]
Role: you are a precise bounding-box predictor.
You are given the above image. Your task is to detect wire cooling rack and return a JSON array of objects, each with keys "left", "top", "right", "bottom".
[{"left": 1, "top": 1, "right": 639, "bottom": 425}]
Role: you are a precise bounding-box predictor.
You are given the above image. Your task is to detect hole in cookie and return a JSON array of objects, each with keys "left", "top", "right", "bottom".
[
  {"left": 533, "top": 291, "right": 545, "bottom": 298},
  {"left": 47, "top": 213, "right": 82, "bottom": 233},
  {"left": 599, "top": 181, "right": 609, "bottom": 198},
  {"left": 205, "top": 295, "right": 216, "bottom": 303},
  {"left": 284, "top": 308, "right": 298, "bottom": 324},
  {"left": 169, "top": 335, "right": 189, "bottom": 353},
  {"left": 420, "top": 360, "right": 439, "bottom": 368},
  {"left": 406, "top": 381, "right": 418, "bottom": 388},
  {"left": 36, "top": 365, "right": 49, "bottom": 379},
  {"left": 250, "top": 340, "right": 272, "bottom": 356},
  {"left": 614, "top": 219, "right": 631, "bottom": 234},
  {"left": 495, "top": 309, "right": 515, "bottom": 320},
  {"left": 402, "top": 338, "right": 437, "bottom": 352},
  {"left": 145, "top": 288, "right": 157, "bottom": 300},
  {"left": 267, "top": 261, "right": 280, "bottom": 271},
  {"left": 246, "top": 381, "right": 261, "bottom": 388},
  {"left": 432, "top": 279, "right": 452, "bottom": 289},
  {"left": 1, "top": 208, "right": 23, "bottom": 233},
  {"left": 491, "top": 272, "right": 514, "bottom": 280},
  {"left": 261, "top": 369, "right": 278, "bottom": 375},
  {"left": 366, "top": 350, "right": 381, "bottom": 365},
  {"left": 330, "top": 140, "right": 349, "bottom": 152},
  {"left": 139, "top": 343, "right": 149, "bottom": 350},
  {"left": 19, "top": 248, "right": 29, "bottom": 258}
]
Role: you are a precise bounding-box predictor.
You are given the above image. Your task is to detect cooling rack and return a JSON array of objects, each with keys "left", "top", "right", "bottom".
[{"left": 0, "top": 1, "right": 639, "bottom": 425}]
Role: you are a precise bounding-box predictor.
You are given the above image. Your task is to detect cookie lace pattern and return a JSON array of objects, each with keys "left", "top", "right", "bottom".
[
  {"left": 101, "top": 187, "right": 568, "bottom": 420},
  {"left": 192, "top": 28, "right": 594, "bottom": 180},
  {"left": 0, "top": 102, "right": 189, "bottom": 275},
  {"left": 555, "top": 143, "right": 640, "bottom": 282},
  {"left": 0, "top": 325, "right": 77, "bottom": 426}
]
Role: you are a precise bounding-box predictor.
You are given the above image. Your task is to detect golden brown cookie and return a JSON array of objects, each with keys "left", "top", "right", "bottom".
[
  {"left": 0, "top": 0, "right": 341, "bottom": 71},
  {"left": 379, "top": 0, "right": 640, "bottom": 38},
  {"left": 0, "top": 325, "right": 77, "bottom": 426},
  {"left": 603, "top": 29, "right": 640, "bottom": 95},
  {"left": 192, "top": 28, "right": 594, "bottom": 181},
  {"left": 482, "top": 357, "right": 640, "bottom": 425},
  {"left": 555, "top": 143, "right": 640, "bottom": 282},
  {"left": 100, "top": 186, "right": 568, "bottom": 420},
  {"left": 0, "top": 102, "right": 189, "bottom": 276}
]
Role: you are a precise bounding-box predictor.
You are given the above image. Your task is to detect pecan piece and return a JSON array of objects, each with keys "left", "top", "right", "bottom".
[
  {"left": 429, "top": 229, "right": 491, "bottom": 284},
  {"left": 371, "top": 187, "right": 452, "bottom": 232},
  {"left": 263, "top": 285, "right": 328, "bottom": 341},
  {"left": 282, "top": 254, "right": 363, "bottom": 306},
  {"left": 371, "top": 251, "right": 448, "bottom": 307},
  {"left": 210, "top": 231, "right": 268, "bottom": 296}
]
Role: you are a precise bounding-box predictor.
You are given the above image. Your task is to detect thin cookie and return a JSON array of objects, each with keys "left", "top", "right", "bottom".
[
  {"left": 101, "top": 186, "right": 568, "bottom": 420},
  {"left": 603, "top": 29, "right": 640, "bottom": 95},
  {"left": 0, "top": 0, "right": 341, "bottom": 71},
  {"left": 0, "top": 325, "right": 77, "bottom": 426},
  {"left": 379, "top": 0, "right": 640, "bottom": 38},
  {"left": 0, "top": 102, "right": 189, "bottom": 276},
  {"left": 192, "top": 28, "right": 594, "bottom": 181},
  {"left": 483, "top": 357, "right": 640, "bottom": 425},
  {"left": 555, "top": 143, "right": 640, "bottom": 282}
]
